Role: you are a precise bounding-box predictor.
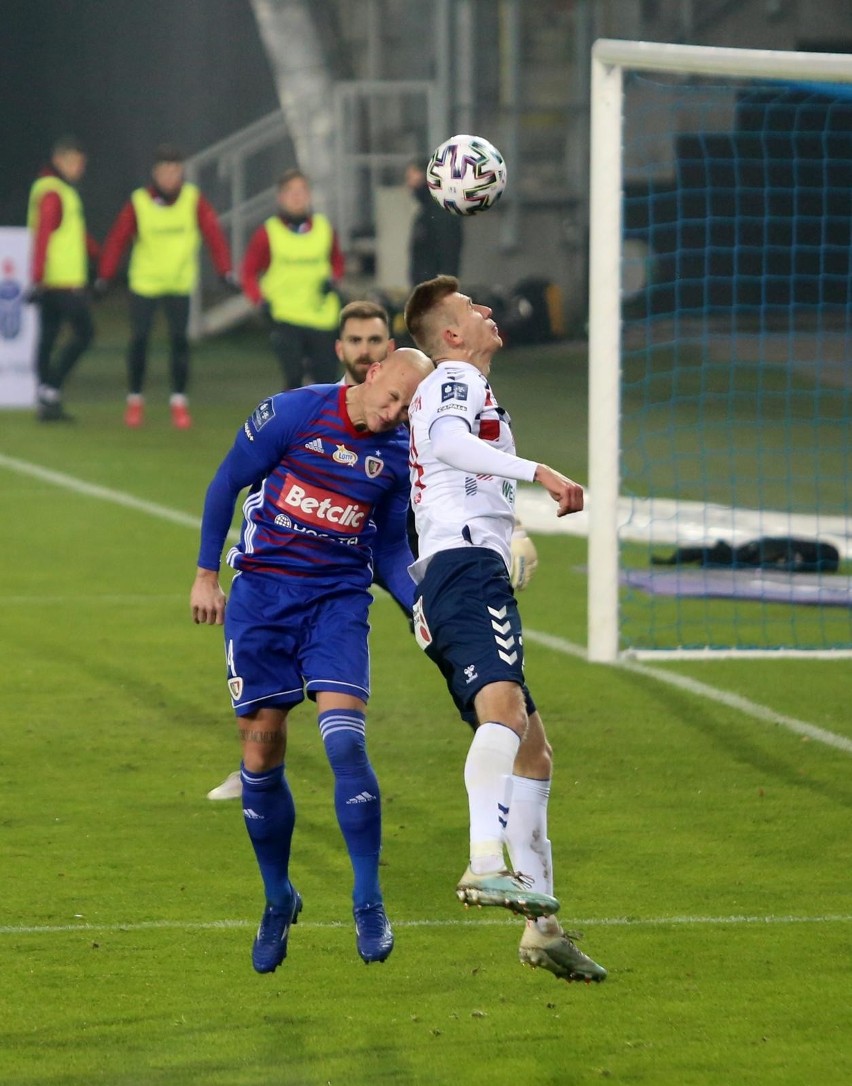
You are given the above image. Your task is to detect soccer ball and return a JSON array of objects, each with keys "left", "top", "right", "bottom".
[{"left": 426, "top": 134, "right": 507, "bottom": 216}]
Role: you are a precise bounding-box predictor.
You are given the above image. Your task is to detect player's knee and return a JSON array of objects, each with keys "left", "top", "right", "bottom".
[{"left": 322, "top": 725, "right": 369, "bottom": 775}]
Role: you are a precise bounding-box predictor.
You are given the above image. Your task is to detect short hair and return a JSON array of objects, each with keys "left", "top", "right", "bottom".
[
  {"left": 404, "top": 275, "right": 459, "bottom": 356},
  {"left": 153, "top": 143, "right": 185, "bottom": 165},
  {"left": 52, "top": 135, "right": 85, "bottom": 156},
  {"left": 338, "top": 300, "right": 390, "bottom": 336},
  {"left": 278, "top": 168, "right": 309, "bottom": 189}
]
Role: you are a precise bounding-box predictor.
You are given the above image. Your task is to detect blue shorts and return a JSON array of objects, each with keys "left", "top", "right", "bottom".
[
  {"left": 223, "top": 572, "right": 372, "bottom": 716},
  {"left": 413, "top": 547, "right": 536, "bottom": 726}
]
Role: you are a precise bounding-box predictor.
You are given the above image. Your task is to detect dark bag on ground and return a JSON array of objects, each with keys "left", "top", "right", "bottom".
[{"left": 652, "top": 536, "right": 839, "bottom": 573}]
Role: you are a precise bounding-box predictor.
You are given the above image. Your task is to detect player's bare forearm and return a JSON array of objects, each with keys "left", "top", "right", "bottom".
[
  {"left": 533, "top": 464, "right": 584, "bottom": 517},
  {"left": 191, "top": 567, "right": 227, "bottom": 625}
]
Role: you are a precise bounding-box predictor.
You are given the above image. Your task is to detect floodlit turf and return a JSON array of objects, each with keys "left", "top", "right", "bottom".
[{"left": 1, "top": 307, "right": 850, "bottom": 1084}]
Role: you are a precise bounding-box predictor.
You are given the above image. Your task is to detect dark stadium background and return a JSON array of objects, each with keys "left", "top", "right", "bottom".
[{"left": 0, "top": 0, "right": 277, "bottom": 238}]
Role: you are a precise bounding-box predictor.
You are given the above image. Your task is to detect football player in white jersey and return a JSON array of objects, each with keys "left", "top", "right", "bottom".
[{"left": 404, "top": 275, "right": 606, "bottom": 984}]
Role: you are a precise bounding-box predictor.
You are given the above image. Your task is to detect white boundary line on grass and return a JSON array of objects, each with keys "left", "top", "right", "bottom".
[
  {"left": 524, "top": 629, "right": 852, "bottom": 755},
  {"left": 1, "top": 913, "right": 849, "bottom": 937},
  {"left": 2, "top": 453, "right": 850, "bottom": 756}
]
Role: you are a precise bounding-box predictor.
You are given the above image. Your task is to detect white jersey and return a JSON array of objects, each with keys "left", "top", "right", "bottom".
[{"left": 408, "top": 360, "right": 537, "bottom": 582}]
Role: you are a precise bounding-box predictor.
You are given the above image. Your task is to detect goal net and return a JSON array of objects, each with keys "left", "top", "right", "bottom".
[{"left": 587, "top": 40, "right": 852, "bottom": 660}]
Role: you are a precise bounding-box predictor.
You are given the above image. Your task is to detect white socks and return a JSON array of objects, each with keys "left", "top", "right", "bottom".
[
  {"left": 504, "top": 774, "right": 560, "bottom": 934},
  {"left": 464, "top": 722, "right": 520, "bottom": 874}
]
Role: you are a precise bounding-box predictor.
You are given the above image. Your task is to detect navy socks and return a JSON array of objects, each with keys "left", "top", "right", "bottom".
[
  {"left": 241, "top": 763, "right": 296, "bottom": 909},
  {"left": 318, "top": 709, "right": 382, "bottom": 907}
]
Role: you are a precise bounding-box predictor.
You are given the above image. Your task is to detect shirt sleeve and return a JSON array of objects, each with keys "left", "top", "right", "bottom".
[
  {"left": 430, "top": 413, "right": 538, "bottom": 482},
  {"left": 30, "top": 191, "right": 63, "bottom": 284},
  {"left": 241, "top": 226, "right": 270, "bottom": 304},
  {"left": 196, "top": 395, "right": 296, "bottom": 569},
  {"left": 329, "top": 230, "right": 345, "bottom": 280},
  {"left": 197, "top": 194, "right": 232, "bottom": 276},
  {"left": 98, "top": 201, "right": 137, "bottom": 281},
  {"left": 371, "top": 484, "right": 416, "bottom": 612}
]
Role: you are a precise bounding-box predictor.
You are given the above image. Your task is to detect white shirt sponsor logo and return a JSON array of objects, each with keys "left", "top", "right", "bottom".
[{"left": 277, "top": 477, "right": 369, "bottom": 530}]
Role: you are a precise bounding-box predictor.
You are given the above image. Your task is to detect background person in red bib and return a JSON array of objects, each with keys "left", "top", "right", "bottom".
[
  {"left": 241, "top": 169, "right": 344, "bottom": 390},
  {"left": 97, "top": 144, "right": 236, "bottom": 429}
]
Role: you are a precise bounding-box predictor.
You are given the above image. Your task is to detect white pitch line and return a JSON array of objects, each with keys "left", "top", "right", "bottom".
[
  {"left": 0, "top": 914, "right": 849, "bottom": 937},
  {"left": 2, "top": 453, "right": 850, "bottom": 755},
  {"left": 2, "top": 595, "right": 185, "bottom": 606},
  {"left": 0, "top": 452, "right": 202, "bottom": 530},
  {"left": 525, "top": 630, "right": 852, "bottom": 755}
]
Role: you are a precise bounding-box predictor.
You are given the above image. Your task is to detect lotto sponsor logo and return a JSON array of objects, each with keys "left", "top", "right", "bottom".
[
  {"left": 276, "top": 475, "right": 370, "bottom": 531},
  {"left": 332, "top": 444, "right": 358, "bottom": 466}
]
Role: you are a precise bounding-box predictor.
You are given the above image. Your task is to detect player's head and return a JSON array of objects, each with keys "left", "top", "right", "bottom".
[
  {"left": 336, "top": 301, "right": 394, "bottom": 386},
  {"left": 51, "top": 136, "right": 86, "bottom": 184},
  {"left": 277, "top": 169, "right": 312, "bottom": 220},
  {"left": 404, "top": 274, "right": 502, "bottom": 365},
  {"left": 348, "top": 347, "right": 432, "bottom": 433},
  {"left": 152, "top": 144, "right": 185, "bottom": 196}
]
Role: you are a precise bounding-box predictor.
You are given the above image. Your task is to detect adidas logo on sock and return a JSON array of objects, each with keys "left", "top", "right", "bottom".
[
  {"left": 243, "top": 807, "right": 265, "bottom": 820},
  {"left": 345, "top": 791, "right": 377, "bottom": 805}
]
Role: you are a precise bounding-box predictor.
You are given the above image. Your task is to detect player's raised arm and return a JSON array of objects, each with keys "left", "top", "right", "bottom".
[{"left": 532, "top": 464, "right": 584, "bottom": 517}]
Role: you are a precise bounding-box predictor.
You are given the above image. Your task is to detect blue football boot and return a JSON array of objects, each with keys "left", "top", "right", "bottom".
[
  {"left": 252, "top": 886, "right": 303, "bottom": 974},
  {"left": 353, "top": 901, "right": 394, "bottom": 964}
]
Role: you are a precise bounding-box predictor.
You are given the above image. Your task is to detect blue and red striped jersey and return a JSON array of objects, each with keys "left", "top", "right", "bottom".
[{"left": 198, "top": 383, "right": 415, "bottom": 608}]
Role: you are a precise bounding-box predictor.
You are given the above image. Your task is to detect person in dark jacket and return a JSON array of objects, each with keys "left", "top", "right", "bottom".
[{"left": 404, "top": 157, "right": 463, "bottom": 288}]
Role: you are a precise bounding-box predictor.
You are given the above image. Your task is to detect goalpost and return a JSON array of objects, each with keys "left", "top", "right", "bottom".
[{"left": 587, "top": 39, "right": 852, "bottom": 661}]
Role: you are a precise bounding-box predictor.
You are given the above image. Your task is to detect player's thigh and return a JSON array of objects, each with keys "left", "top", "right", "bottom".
[
  {"left": 128, "top": 292, "right": 158, "bottom": 339},
  {"left": 269, "top": 320, "right": 303, "bottom": 360},
  {"left": 304, "top": 328, "right": 338, "bottom": 382},
  {"left": 224, "top": 574, "right": 305, "bottom": 713},
  {"left": 474, "top": 681, "right": 527, "bottom": 734},
  {"left": 417, "top": 548, "right": 525, "bottom": 715},
  {"left": 162, "top": 293, "right": 190, "bottom": 338},
  {"left": 66, "top": 291, "right": 94, "bottom": 343},
  {"left": 302, "top": 589, "right": 371, "bottom": 702}
]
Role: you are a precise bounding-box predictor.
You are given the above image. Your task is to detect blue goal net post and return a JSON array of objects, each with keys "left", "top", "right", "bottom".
[{"left": 587, "top": 40, "right": 852, "bottom": 661}]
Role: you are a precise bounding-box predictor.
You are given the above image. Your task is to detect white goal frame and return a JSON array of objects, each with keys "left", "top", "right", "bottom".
[{"left": 587, "top": 39, "right": 852, "bottom": 663}]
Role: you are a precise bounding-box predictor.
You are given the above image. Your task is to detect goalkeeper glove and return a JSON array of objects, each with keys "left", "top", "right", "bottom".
[{"left": 510, "top": 525, "right": 538, "bottom": 591}]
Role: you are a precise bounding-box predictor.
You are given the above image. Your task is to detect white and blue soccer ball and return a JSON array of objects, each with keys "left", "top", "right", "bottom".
[{"left": 427, "top": 134, "right": 507, "bottom": 216}]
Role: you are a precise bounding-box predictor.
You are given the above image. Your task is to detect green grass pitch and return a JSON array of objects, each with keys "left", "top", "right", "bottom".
[{"left": 1, "top": 301, "right": 849, "bottom": 1085}]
